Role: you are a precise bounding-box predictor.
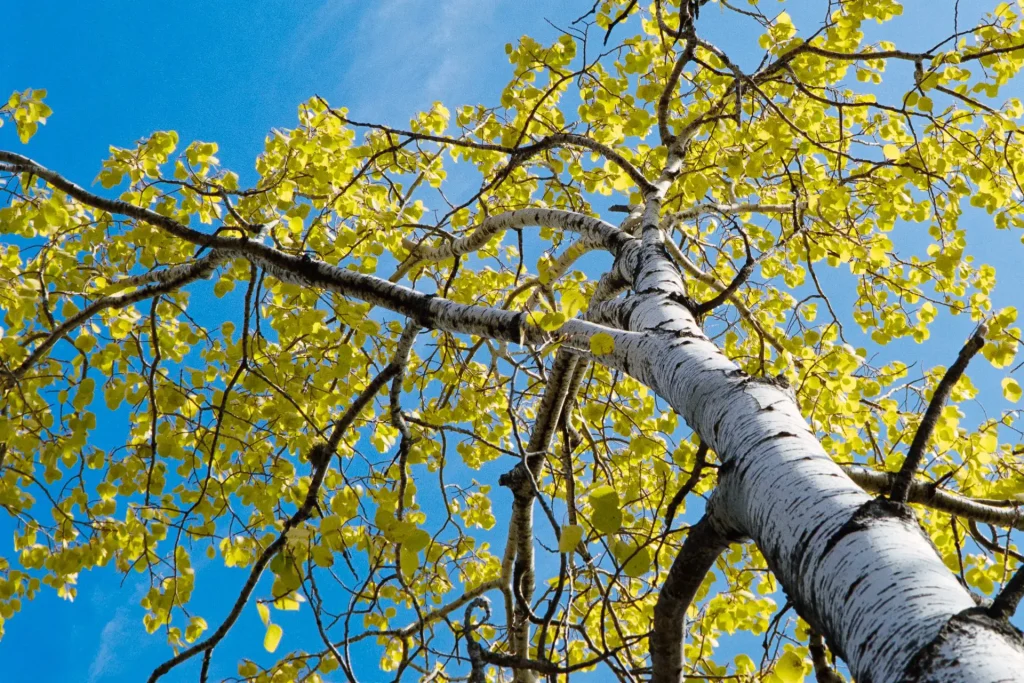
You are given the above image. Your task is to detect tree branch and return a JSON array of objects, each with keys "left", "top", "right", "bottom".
[
  {"left": 990, "top": 566, "right": 1024, "bottom": 621},
  {"left": 845, "top": 465, "right": 1024, "bottom": 531},
  {"left": 664, "top": 440, "right": 708, "bottom": 529},
  {"left": 3, "top": 252, "right": 223, "bottom": 386},
  {"left": 889, "top": 326, "right": 986, "bottom": 503},
  {"left": 0, "top": 151, "right": 636, "bottom": 352},
  {"left": 146, "top": 334, "right": 409, "bottom": 682},
  {"left": 809, "top": 630, "right": 843, "bottom": 683},
  {"left": 650, "top": 514, "right": 734, "bottom": 683},
  {"left": 403, "top": 207, "right": 628, "bottom": 263},
  {"left": 693, "top": 230, "right": 754, "bottom": 316}
]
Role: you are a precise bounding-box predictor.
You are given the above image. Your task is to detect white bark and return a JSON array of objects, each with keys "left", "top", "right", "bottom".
[
  {"left": 590, "top": 276, "right": 1024, "bottom": 681},
  {"left": 404, "top": 208, "right": 627, "bottom": 261}
]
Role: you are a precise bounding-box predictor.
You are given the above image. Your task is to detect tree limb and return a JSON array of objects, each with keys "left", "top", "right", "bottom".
[
  {"left": 845, "top": 465, "right": 1024, "bottom": 530},
  {"left": 145, "top": 329, "right": 411, "bottom": 682},
  {"left": 889, "top": 326, "right": 986, "bottom": 503},
  {"left": 664, "top": 440, "right": 708, "bottom": 529},
  {"left": 650, "top": 514, "right": 734, "bottom": 683}
]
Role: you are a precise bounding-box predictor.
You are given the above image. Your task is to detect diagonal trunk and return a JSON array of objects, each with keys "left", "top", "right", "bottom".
[{"left": 593, "top": 267, "right": 1024, "bottom": 681}]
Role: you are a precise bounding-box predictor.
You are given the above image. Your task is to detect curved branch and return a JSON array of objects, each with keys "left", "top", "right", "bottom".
[
  {"left": 321, "top": 110, "right": 655, "bottom": 195},
  {"left": 404, "top": 208, "right": 628, "bottom": 262},
  {"left": 670, "top": 201, "right": 806, "bottom": 222},
  {"left": 664, "top": 440, "right": 708, "bottom": 529},
  {"left": 501, "top": 350, "right": 581, "bottom": 682},
  {"left": 658, "top": 32, "right": 697, "bottom": 146},
  {"left": 146, "top": 343, "right": 406, "bottom": 682},
  {"left": 693, "top": 230, "right": 754, "bottom": 316},
  {"left": 663, "top": 237, "right": 786, "bottom": 354},
  {"left": 650, "top": 514, "right": 734, "bottom": 683},
  {"left": 0, "top": 151, "right": 633, "bottom": 352},
  {"left": 4, "top": 253, "right": 223, "bottom": 386}
]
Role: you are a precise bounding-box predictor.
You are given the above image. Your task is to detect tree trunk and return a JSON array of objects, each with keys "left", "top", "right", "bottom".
[{"left": 590, "top": 240, "right": 1024, "bottom": 681}]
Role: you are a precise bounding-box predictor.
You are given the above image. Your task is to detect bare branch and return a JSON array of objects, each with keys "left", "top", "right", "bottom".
[
  {"left": 664, "top": 440, "right": 708, "bottom": 529},
  {"left": 889, "top": 326, "right": 986, "bottom": 503},
  {"left": 845, "top": 465, "right": 1024, "bottom": 531},
  {"left": 650, "top": 514, "right": 734, "bottom": 683}
]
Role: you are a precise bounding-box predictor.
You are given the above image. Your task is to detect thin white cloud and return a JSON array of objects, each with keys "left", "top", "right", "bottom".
[
  {"left": 88, "top": 607, "right": 130, "bottom": 683},
  {"left": 337, "top": 0, "right": 500, "bottom": 119}
]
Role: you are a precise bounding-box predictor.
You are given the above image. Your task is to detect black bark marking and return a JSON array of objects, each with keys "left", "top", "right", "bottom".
[
  {"left": 624, "top": 296, "right": 645, "bottom": 329},
  {"left": 821, "top": 498, "right": 916, "bottom": 559},
  {"left": 844, "top": 575, "right": 866, "bottom": 601},
  {"left": 901, "top": 607, "right": 1024, "bottom": 682}
]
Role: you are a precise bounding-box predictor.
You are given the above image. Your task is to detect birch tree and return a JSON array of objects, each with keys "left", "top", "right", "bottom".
[{"left": 3, "top": 1, "right": 1024, "bottom": 681}]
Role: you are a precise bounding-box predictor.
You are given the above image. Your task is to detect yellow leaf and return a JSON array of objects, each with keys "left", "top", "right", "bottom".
[
  {"left": 592, "top": 506, "right": 622, "bottom": 535},
  {"left": 273, "top": 592, "right": 303, "bottom": 611},
  {"left": 257, "top": 602, "right": 270, "bottom": 626},
  {"left": 1003, "top": 377, "right": 1022, "bottom": 402},
  {"left": 264, "top": 623, "right": 283, "bottom": 653},
  {"left": 590, "top": 332, "right": 615, "bottom": 355},
  {"left": 623, "top": 545, "right": 652, "bottom": 578},
  {"left": 882, "top": 144, "right": 901, "bottom": 160},
  {"left": 774, "top": 650, "right": 805, "bottom": 683},
  {"left": 559, "top": 524, "right": 583, "bottom": 553},
  {"left": 527, "top": 310, "right": 566, "bottom": 332}
]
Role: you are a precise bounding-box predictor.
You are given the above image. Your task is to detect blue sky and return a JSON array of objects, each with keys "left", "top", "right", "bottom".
[{"left": 2, "top": 1, "right": 1023, "bottom": 681}]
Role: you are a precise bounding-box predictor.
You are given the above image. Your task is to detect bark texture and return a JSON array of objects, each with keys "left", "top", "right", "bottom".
[{"left": 597, "top": 287, "right": 1024, "bottom": 681}]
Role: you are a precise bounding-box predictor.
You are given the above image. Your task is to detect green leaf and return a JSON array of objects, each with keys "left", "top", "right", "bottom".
[
  {"left": 591, "top": 506, "right": 622, "bottom": 535},
  {"left": 589, "top": 485, "right": 619, "bottom": 509},
  {"left": 403, "top": 528, "right": 431, "bottom": 553},
  {"left": 623, "top": 546, "right": 652, "bottom": 578},
  {"left": 273, "top": 592, "right": 303, "bottom": 611},
  {"left": 559, "top": 524, "right": 584, "bottom": 553},
  {"left": 773, "top": 651, "right": 805, "bottom": 683}
]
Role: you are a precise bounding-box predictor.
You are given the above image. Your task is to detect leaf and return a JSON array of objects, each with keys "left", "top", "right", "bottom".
[
  {"left": 774, "top": 651, "right": 805, "bottom": 683},
  {"left": 559, "top": 524, "right": 584, "bottom": 553},
  {"left": 273, "top": 592, "right": 304, "bottom": 611},
  {"left": 403, "top": 528, "right": 431, "bottom": 553},
  {"left": 882, "top": 144, "right": 901, "bottom": 160},
  {"left": 590, "top": 332, "right": 616, "bottom": 355},
  {"left": 527, "top": 310, "right": 566, "bottom": 332},
  {"left": 591, "top": 506, "right": 623, "bottom": 535},
  {"left": 257, "top": 602, "right": 270, "bottom": 626},
  {"left": 263, "top": 623, "right": 283, "bottom": 653},
  {"left": 623, "top": 546, "right": 652, "bottom": 578},
  {"left": 1003, "top": 377, "right": 1022, "bottom": 402},
  {"left": 589, "top": 485, "right": 619, "bottom": 509}
]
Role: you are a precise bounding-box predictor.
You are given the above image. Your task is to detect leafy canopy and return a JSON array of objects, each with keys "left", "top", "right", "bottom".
[{"left": 2, "top": 0, "right": 1024, "bottom": 681}]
